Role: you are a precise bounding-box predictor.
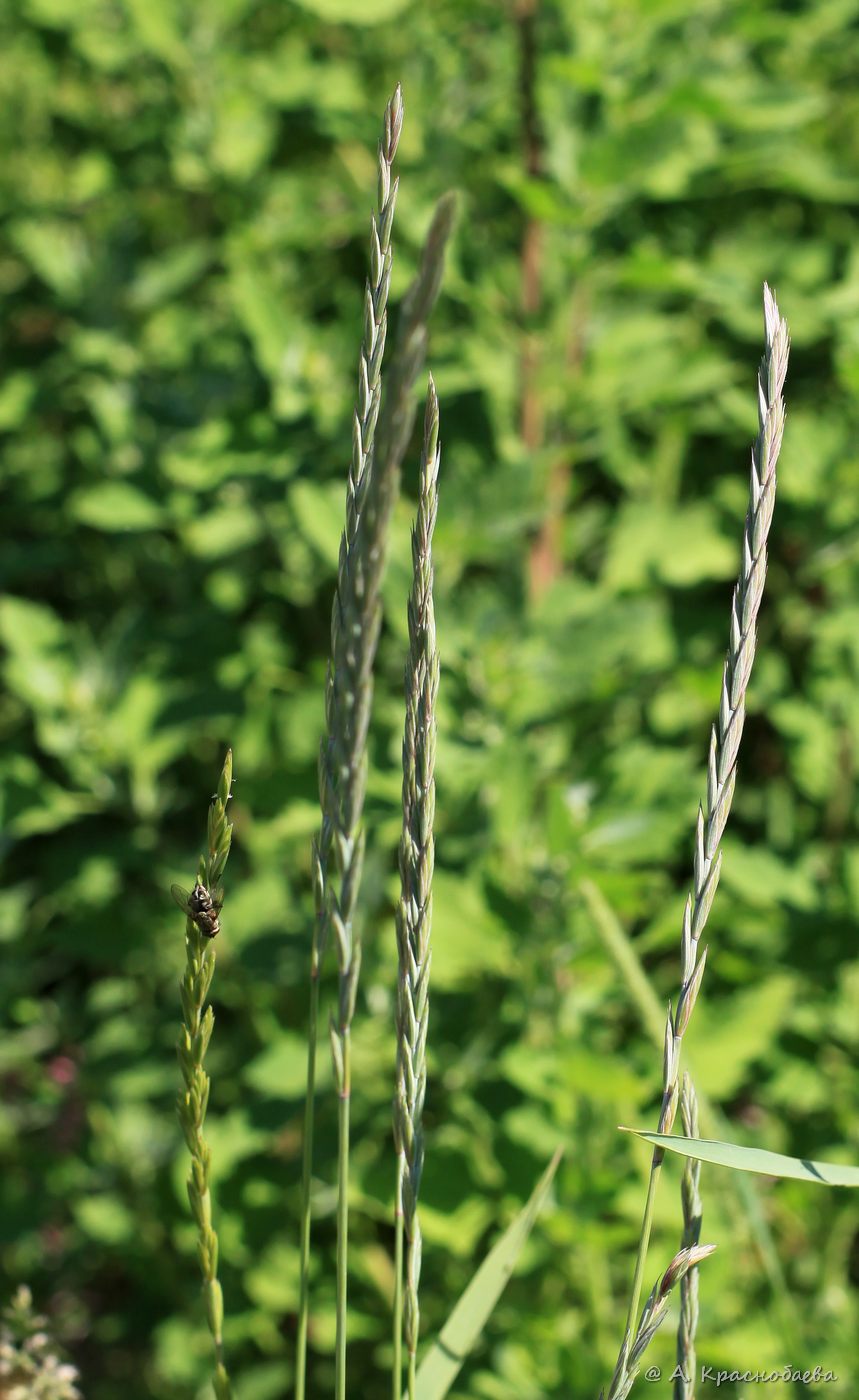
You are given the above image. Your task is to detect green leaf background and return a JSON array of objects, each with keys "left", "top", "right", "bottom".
[{"left": 2, "top": 1, "right": 859, "bottom": 1397}]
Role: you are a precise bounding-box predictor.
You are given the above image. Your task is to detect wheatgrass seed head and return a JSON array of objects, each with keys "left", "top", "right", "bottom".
[
  {"left": 393, "top": 377, "right": 441, "bottom": 1367},
  {"left": 609, "top": 286, "right": 790, "bottom": 1400},
  {"left": 175, "top": 751, "right": 235, "bottom": 1398}
]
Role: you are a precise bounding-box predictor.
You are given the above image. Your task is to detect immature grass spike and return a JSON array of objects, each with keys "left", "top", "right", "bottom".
[
  {"left": 392, "top": 378, "right": 440, "bottom": 1400},
  {"left": 322, "top": 80, "right": 403, "bottom": 1005},
  {"left": 608, "top": 285, "right": 790, "bottom": 1395},
  {"left": 296, "top": 84, "right": 455, "bottom": 1400},
  {"left": 296, "top": 84, "right": 403, "bottom": 1400},
  {"left": 176, "top": 751, "right": 234, "bottom": 1400},
  {"left": 675, "top": 1074, "right": 703, "bottom": 1400},
  {"left": 606, "top": 1245, "right": 717, "bottom": 1400},
  {"left": 365, "top": 189, "right": 457, "bottom": 590},
  {"left": 664, "top": 286, "right": 789, "bottom": 1108}
]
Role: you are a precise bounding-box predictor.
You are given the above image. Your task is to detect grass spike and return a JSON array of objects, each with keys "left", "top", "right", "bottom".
[
  {"left": 607, "top": 285, "right": 789, "bottom": 1396},
  {"left": 176, "top": 750, "right": 234, "bottom": 1400},
  {"left": 295, "top": 83, "right": 404, "bottom": 1400},
  {"left": 393, "top": 378, "right": 440, "bottom": 1400}
]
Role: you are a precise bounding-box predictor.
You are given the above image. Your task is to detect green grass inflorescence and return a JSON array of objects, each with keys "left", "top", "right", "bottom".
[{"left": 176, "top": 751, "right": 234, "bottom": 1400}]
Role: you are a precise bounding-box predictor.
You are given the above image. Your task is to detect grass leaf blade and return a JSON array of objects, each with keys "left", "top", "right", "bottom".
[
  {"left": 623, "top": 1132, "right": 859, "bottom": 1187},
  {"left": 413, "top": 1148, "right": 563, "bottom": 1400}
]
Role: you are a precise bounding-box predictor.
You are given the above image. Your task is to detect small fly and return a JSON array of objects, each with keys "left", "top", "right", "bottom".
[{"left": 171, "top": 881, "right": 223, "bottom": 939}]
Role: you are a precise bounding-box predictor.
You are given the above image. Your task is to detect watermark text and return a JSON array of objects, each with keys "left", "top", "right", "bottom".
[{"left": 643, "top": 1365, "right": 839, "bottom": 1386}]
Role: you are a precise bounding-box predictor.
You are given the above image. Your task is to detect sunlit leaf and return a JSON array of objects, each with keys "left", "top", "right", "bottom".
[
  {"left": 623, "top": 1132, "right": 859, "bottom": 1188},
  {"left": 290, "top": 0, "right": 411, "bottom": 20},
  {"left": 71, "top": 482, "right": 163, "bottom": 531}
]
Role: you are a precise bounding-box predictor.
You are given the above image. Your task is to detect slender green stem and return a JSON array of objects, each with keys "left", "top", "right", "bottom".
[
  {"left": 393, "top": 1157, "right": 404, "bottom": 1400},
  {"left": 624, "top": 1153, "right": 662, "bottom": 1341},
  {"left": 295, "top": 957, "right": 320, "bottom": 1400},
  {"left": 408, "top": 1350, "right": 417, "bottom": 1400},
  {"left": 336, "top": 1034, "right": 351, "bottom": 1400}
]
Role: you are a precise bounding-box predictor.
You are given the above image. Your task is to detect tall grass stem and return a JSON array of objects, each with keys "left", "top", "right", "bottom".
[
  {"left": 294, "top": 961, "right": 318, "bottom": 1400},
  {"left": 336, "top": 1058, "right": 351, "bottom": 1400},
  {"left": 393, "top": 1156, "right": 404, "bottom": 1400}
]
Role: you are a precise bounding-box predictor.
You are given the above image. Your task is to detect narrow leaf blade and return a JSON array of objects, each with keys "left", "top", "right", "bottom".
[
  {"left": 414, "top": 1148, "right": 563, "bottom": 1400},
  {"left": 580, "top": 879, "right": 665, "bottom": 1043},
  {"left": 624, "top": 1131, "right": 859, "bottom": 1187}
]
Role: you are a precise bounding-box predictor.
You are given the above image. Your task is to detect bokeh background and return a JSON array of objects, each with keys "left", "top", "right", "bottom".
[{"left": 3, "top": 0, "right": 859, "bottom": 1395}]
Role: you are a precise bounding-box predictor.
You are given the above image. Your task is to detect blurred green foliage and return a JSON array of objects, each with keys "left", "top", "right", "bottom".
[{"left": 2, "top": 1, "right": 859, "bottom": 1396}]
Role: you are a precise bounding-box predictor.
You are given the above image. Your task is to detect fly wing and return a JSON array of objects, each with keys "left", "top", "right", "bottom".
[{"left": 171, "top": 883, "right": 193, "bottom": 916}]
